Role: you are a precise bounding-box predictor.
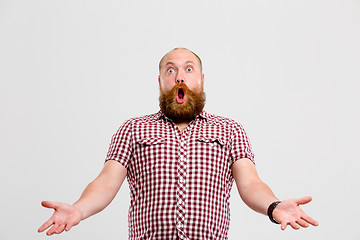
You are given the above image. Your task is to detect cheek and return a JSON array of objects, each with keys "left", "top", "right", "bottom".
[
  {"left": 160, "top": 79, "right": 175, "bottom": 92},
  {"left": 188, "top": 78, "right": 203, "bottom": 91}
]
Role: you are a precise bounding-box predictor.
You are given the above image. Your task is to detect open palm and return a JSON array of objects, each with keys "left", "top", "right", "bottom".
[
  {"left": 273, "top": 196, "right": 319, "bottom": 230},
  {"left": 38, "top": 201, "right": 82, "bottom": 235}
]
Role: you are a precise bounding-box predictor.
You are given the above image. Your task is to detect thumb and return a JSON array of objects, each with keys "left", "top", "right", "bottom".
[
  {"left": 41, "top": 201, "right": 57, "bottom": 209},
  {"left": 296, "top": 196, "right": 312, "bottom": 205}
]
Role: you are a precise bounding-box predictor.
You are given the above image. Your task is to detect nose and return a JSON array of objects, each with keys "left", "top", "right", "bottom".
[{"left": 176, "top": 71, "right": 185, "bottom": 84}]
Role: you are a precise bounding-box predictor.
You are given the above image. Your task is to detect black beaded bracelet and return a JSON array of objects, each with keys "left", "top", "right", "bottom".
[{"left": 267, "top": 201, "right": 281, "bottom": 224}]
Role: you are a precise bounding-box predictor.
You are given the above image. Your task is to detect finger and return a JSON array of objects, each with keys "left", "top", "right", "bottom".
[
  {"left": 38, "top": 219, "right": 54, "bottom": 232},
  {"left": 302, "top": 215, "right": 319, "bottom": 226},
  {"left": 46, "top": 224, "right": 59, "bottom": 236},
  {"left": 65, "top": 224, "right": 72, "bottom": 232},
  {"left": 296, "top": 219, "right": 309, "bottom": 228},
  {"left": 281, "top": 222, "right": 287, "bottom": 231},
  {"left": 41, "top": 201, "right": 57, "bottom": 209},
  {"left": 296, "top": 196, "right": 312, "bottom": 205},
  {"left": 289, "top": 221, "right": 300, "bottom": 230},
  {"left": 65, "top": 222, "right": 74, "bottom": 232},
  {"left": 55, "top": 225, "right": 66, "bottom": 234}
]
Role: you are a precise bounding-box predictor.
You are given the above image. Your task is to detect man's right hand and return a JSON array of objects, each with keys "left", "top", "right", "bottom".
[
  {"left": 38, "top": 161, "right": 127, "bottom": 235},
  {"left": 38, "top": 201, "right": 82, "bottom": 235}
]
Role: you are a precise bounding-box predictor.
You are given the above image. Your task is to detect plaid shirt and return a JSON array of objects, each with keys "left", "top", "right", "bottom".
[{"left": 106, "top": 110, "right": 254, "bottom": 240}]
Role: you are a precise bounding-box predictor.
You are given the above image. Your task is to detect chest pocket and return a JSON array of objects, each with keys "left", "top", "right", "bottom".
[
  {"left": 197, "top": 137, "right": 225, "bottom": 147},
  {"left": 135, "top": 137, "right": 165, "bottom": 173},
  {"left": 195, "top": 136, "right": 228, "bottom": 176}
]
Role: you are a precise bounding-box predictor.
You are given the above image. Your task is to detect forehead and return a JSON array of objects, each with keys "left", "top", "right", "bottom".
[{"left": 160, "top": 49, "right": 201, "bottom": 69}]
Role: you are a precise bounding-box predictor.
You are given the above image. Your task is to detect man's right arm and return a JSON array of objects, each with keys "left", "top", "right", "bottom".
[{"left": 38, "top": 160, "right": 127, "bottom": 236}]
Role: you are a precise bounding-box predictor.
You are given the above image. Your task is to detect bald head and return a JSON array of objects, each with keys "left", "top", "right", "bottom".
[{"left": 159, "top": 48, "right": 202, "bottom": 72}]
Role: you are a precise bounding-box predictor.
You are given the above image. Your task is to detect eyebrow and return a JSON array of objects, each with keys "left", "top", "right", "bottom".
[{"left": 164, "top": 61, "right": 196, "bottom": 67}]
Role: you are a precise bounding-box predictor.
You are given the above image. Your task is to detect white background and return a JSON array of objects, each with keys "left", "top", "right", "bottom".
[{"left": 1, "top": 0, "right": 359, "bottom": 239}]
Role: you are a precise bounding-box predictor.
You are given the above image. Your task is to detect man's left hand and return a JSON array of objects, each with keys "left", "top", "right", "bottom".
[{"left": 272, "top": 196, "right": 319, "bottom": 230}]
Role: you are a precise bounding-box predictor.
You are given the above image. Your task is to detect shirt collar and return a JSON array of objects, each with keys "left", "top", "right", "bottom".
[
  {"left": 198, "top": 110, "right": 208, "bottom": 121},
  {"left": 157, "top": 109, "right": 208, "bottom": 122}
]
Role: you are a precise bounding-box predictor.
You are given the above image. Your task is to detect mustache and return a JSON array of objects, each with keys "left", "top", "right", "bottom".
[
  {"left": 159, "top": 83, "right": 206, "bottom": 123},
  {"left": 167, "top": 83, "right": 190, "bottom": 98}
]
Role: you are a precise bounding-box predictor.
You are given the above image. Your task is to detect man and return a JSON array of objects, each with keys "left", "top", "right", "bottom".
[{"left": 38, "top": 48, "right": 318, "bottom": 239}]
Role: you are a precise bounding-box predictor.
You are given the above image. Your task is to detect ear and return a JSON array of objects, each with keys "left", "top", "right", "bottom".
[
  {"left": 158, "top": 75, "right": 162, "bottom": 89},
  {"left": 201, "top": 73, "right": 205, "bottom": 84}
]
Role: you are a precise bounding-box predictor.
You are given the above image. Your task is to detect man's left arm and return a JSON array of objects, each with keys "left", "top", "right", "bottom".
[{"left": 232, "top": 158, "right": 319, "bottom": 230}]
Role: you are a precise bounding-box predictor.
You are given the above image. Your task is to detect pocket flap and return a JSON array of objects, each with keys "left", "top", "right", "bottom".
[
  {"left": 137, "top": 137, "right": 165, "bottom": 145},
  {"left": 196, "top": 137, "right": 224, "bottom": 146}
]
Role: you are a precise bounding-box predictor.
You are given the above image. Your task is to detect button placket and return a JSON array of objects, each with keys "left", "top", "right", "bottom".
[{"left": 176, "top": 127, "right": 191, "bottom": 232}]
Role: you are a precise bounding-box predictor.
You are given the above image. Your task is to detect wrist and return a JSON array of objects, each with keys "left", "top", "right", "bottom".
[
  {"left": 72, "top": 202, "right": 86, "bottom": 220},
  {"left": 267, "top": 201, "right": 281, "bottom": 224}
]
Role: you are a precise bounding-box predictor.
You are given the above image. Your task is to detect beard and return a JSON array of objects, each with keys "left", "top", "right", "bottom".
[{"left": 159, "top": 83, "right": 206, "bottom": 123}]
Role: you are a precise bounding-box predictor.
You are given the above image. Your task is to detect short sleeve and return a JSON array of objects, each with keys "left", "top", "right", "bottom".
[
  {"left": 105, "top": 119, "right": 134, "bottom": 168},
  {"left": 229, "top": 122, "right": 255, "bottom": 165}
]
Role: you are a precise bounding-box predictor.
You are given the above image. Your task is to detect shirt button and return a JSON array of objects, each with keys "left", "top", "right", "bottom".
[
  {"left": 177, "top": 223, "right": 183, "bottom": 229},
  {"left": 179, "top": 177, "right": 185, "bottom": 183},
  {"left": 178, "top": 199, "right": 183, "bottom": 204},
  {"left": 180, "top": 156, "right": 185, "bottom": 162}
]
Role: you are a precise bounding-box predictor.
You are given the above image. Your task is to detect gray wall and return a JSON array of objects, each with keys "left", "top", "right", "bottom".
[{"left": 0, "top": 0, "right": 359, "bottom": 239}]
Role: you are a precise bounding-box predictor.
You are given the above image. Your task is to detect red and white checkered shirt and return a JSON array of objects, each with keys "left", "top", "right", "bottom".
[{"left": 105, "top": 110, "right": 254, "bottom": 240}]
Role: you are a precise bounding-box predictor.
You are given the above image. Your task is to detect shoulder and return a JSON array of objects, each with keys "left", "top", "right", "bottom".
[
  {"left": 117, "top": 112, "right": 165, "bottom": 136},
  {"left": 122, "top": 112, "right": 161, "bottom": 125},
  {"left": 202, "top": 111, "right": 250, "bottom": 138},
  {"left": 203, "top": 111, "right": 242, "bottom": 127}
]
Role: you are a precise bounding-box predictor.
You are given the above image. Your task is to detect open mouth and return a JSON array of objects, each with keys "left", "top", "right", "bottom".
[{"left": 176, "top": 87, "right": 186, "bottom": 104}]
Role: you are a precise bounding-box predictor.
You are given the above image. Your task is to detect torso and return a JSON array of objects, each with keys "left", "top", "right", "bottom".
[{"left": 105, "top": 111, "right": 255, "bottom": 239}]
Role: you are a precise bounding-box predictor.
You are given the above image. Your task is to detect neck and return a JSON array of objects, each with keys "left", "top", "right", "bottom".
[{"left": 175, "top": 122, "right": 189, "bottom": 133}]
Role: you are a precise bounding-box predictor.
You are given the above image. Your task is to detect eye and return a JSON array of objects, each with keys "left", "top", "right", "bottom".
[
  {"left": 167, "top": 68, "right": 174, "bottom": 74},
  {"left": 186, "top": 67, "right": 193, "bottom": 72}
]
